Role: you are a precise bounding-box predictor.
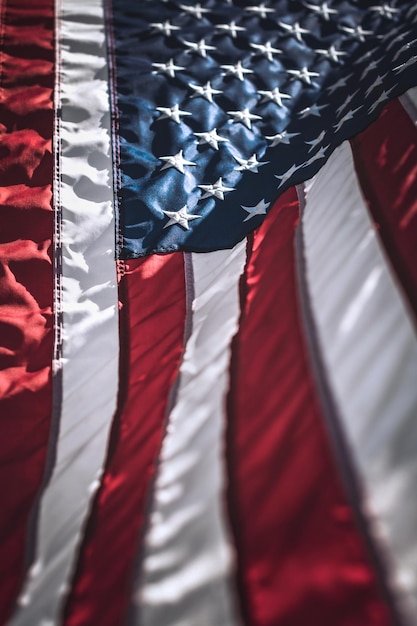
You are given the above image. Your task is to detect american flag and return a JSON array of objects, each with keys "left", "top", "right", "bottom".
[{"left": 1, "top": 1, "right": 417, "bottom": 625}]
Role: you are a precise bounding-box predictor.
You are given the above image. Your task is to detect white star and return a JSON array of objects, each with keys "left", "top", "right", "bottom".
[
  {"left": 266, "top": 130, "right": 300, "bottom": 146},
  {"left": 369, "top": 4, "right": 399, "bottom": 19},
  {"left": 190, "top": 81, "right": 222, "bottom": 103},
  {"left": 195, "top": 129, "right": 229, "bottom": 150},
  {"left": 159, "top": 150, "right": 196, "bottom": 174},
  {"left": 305, "top": 129, "right": 326, "bottom": 152},
  {"left": 315, "top": 45, "right": 346, "bottom": 63},
  {"left": 198, "top": 178, "right": 235, "bottom": 200},
  {"left": 340, "top": 25, "right": 373, "bottom": 42},
  {"left": 150, "top": 21, "right": 180, "bottom": 36},
  {"left": 360, "top": 59, "right": 378, "bottom": 80},
  {"left": 288, "top": 66, "right": 320, "bottom": 85},
  {"left": 156, "top": 104, "right": 192, "bottom": 124},
  {"left": 393, "top": 55, "right": 417, "bottom": 74},
  {"left": 305, "top": 2, "right": 338, "bottom": 21},
  {"left": 274, "top": 163, "right": 300, "bottom": 188},
  {"left": 183, "top": 38, "right": 215, "bottom": 58},
  {"left": 258, "top": 87, "right": 292, "bottom": 107},
  {"left": 221, "top": 60, "right": 253, "bottom": 82},
  {"left": 227, "top": 107, "right": 262, "bottom": 129},
  {"left": 163, "top": 206, "right": 201, "bottom": 230},
  {"left": 278, "top": 21, "right": 310, "bottom": 43},
  {"left": 326, "top": 76, "right": 346, "bottom": 94},
  {"left": 385, "top": 30, "right": 410, "bottom": 51},
  {"left": 216, "top": 21, "right": 246, "bottom": 38},
  {"left": 245, "top": 4, "right": 275, "bottom": 19},
  {"left": 179, "top": 3, "right": 210, "bottom": 19},
  {"left": 406, "top": 4, "right": 417, "bottom": 20},
  {"left": 336, "top": 89, "right": 360, "bottom": 116},
  {"left": 393, "top": 39, "right": 417, "bottom": 62},
  {"left": 368, "top": 89, "right": 394, "bottom": 113},
  {"left": 365, "top": 74, "right": 384, "bottom": 97},
  {"left": 250, "top": 41, "right": 282, "bottom": 62},
  {"left": 333, "top": 106, "right": 361, "bottom": 132},
  {"left": 234, "top": 153, "right": 269, "bottom": 173},
  {"left": 298, "top": 103, "right": 327, "bottom": 118},
  {"left": 152, "top": 59, "right": 185, "bottom": 78},
  {"left": 241, "top": 198, "right": 270, "bottom": 222},
  {"left": 303, "top": 144, "right": 330, "bottom": 167}
]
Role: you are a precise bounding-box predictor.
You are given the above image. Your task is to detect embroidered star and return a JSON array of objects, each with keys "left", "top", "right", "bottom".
[
  {"left": 333, "top": 107, "right": 362, "bottom": 132},
  {"left": 190, "top": 81, "right": 222, "bottom": 103},
  {"left": 274, "top": 163, "right": 300, "bottom": 188},
  {"left": 195, "top": 129, "right": 229, "bottom": 150},
  {"left": 156, "top": 104, "right": 192, "bottom": 124},
  {"left": 152, "top": 59, "right": 185, "bottom": 78},
  {"left": 393, "top": 55, "right": 417, "bottom": 74},
  {"left": 336, "top": 89, "right": 359, "bottom": 116},
  {"left": 368, "top": 88, "right": 395, "bottom": 113},
  {"left": 245, "top": 4, "right": 275, "bottom": 19},
  {"left": 150, "top": 20, "right": 180, "bottom": 36},
  {"left": 266, "top": 130, "right": 300, "bottom": 146},
  {"left": 385, "top": 31, "right": 411, "bottom": 51},
  {"left": 315, "top": 45, "right": 346, "bottom": 63},
  {"left": 234, "top": 154, "right": 269, "bottom": 173},
  {"left": 305, "top": 129, "right": 326, "bottom": 152},
  {"left": 326, "top": 76, "right": 346, "bottom": 94},
  {"left": 227, "top": 107, "right": 262, "bottom": 129},
  {"left": 288, "top": 66, "right": 320, "bottom": 85},
  {"left": 305, "top": 2, "right": 338, "bottom": 21},
  {"left": 198, "top": 178, "right": 235, "bottom": 200},
  {"left": 365, "top": 74, "right": 384, "bottom": 97},
  {"left": 179, "top": 3, "right": 210, "bottom": 19},
  {"left": 241, "top": 199, "right": 270, "bottom": 222},
  {"left": 216, "top": 21, "right": 246, "bottom": 38},
  {"left": 340, "top": 25, "right": 373, "bottom": 42},
  {"left": 360, "top": 59, "right": 378, "bottom": 80},
  {"left": 303, "top": 144, "right": 330, "bottom": 167},
  {"left": 250, "top": 41, "right": 282, "bottom": 62},
  {"left": 369, "top": 4, "right": 399, "bottom": 18},
  {"left": 221, "top": 60, "right": 253, "bottom": 81},
  {"left": 183, "top": 38, "right": 215, "bottom": 58},
  {"left": 159, "top": 150, "right": 196, "bottom": 173},
  {"left": 393, "top": 39, "right": 417, "bottom": 62},
  {"left": 278, "top": 20, "right": 310, "bottom": 43},
  {"left": 163, "top": 206, "right": 201, "bottom": 230},
  {"left": 406, "top": 4, "right": 417, "bottom": 20},
  {"left": 298, "top": 103, "right": 327, "bottom": 118},
  {"left": 258, "top": 87, "right": 292, "bottom": 107}
]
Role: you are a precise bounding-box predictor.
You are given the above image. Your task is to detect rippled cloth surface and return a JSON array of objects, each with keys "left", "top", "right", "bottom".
[
  {"left": 1, "top": 2, "right": 417, "bottom": 626},
  {"left": 111, "top": 0, "right": 417, "bottom": 257}
]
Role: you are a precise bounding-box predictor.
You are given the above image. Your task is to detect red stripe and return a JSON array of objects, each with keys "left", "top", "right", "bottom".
[
  {"left": 0, "top": 1, "right": 54, "bottom": 621},
  {"left": 64, "top": 254, "right": 187, "bottom": 626},
  {"left": 226, "top": 189, "right": 391, "bottom": 626},
  {"left": 350, "top": 98, "right": 417, "bottom": 321}
]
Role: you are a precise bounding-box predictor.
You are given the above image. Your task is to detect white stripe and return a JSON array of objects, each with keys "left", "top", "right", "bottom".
[
  {"left": 399, "top": 87, "right": 417, "bottom": 125},
  {"left": 10, "top": 1, "right": 119, "bottom": 624},
  {"left": 134, "top": 245, "right": 246, "bottom": 626},
  {"left": 302, "top": 141, "right": 417, "bottom": 624}
]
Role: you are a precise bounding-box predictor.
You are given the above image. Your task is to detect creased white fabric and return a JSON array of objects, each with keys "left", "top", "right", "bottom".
[
  {"left": 10, "top": 1, "right": 119, "bottom": 624},
  {"left": 302, "top": 141, "right": 417, "bottom": 624},
  {"left": 400, "top": 86, "right": 417, "bottom": 125},
  {"left": 135, "top": 244, "right": 246, "bottom": 626}
]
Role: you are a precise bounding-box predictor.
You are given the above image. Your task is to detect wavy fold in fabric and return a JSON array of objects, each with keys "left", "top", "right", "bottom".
[{"left": 0, "top": 1, "right": 417, "bottom": 626}]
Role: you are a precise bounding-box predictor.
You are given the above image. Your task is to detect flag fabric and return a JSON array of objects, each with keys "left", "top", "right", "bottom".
[{"left": 1, "top": 1, "right": 417, "bottom": 625}]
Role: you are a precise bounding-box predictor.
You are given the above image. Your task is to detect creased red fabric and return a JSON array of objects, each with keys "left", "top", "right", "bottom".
[
  {"left": 64, "top": 254, "right": 187, "bottom": 626},
  {"left": 226, "top": 190, "right": 391, "bottom": 626},
  {"left": 0, "top": 1, "right": 54, "bottom": 621},
  {"left": 351, "top": 98, "right": 417, "bottom": 322}
]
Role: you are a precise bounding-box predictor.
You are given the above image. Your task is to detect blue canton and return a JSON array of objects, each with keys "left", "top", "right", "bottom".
[{"left": 109, "top": 0, "right": 417, "bottom": 258}]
